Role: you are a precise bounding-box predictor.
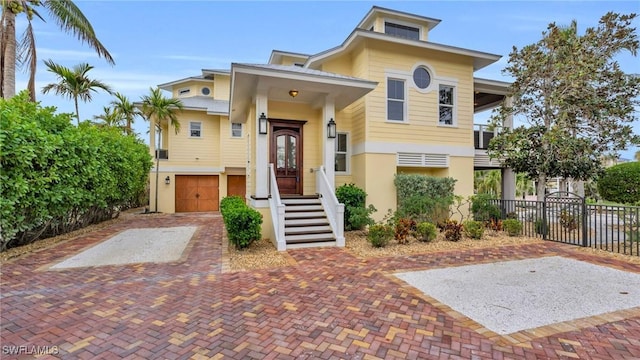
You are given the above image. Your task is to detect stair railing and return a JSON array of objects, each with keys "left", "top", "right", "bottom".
[
  {"left": 268, "top": 164, "right": 286, "bottom": 251},
  {"left": 315, "top": 166, "right": 345, "bottom": 246}
]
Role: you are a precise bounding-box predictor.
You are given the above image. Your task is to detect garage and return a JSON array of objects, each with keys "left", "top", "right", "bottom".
[{"left": 175, "top": 175, "right": 219, "bottom": 212}]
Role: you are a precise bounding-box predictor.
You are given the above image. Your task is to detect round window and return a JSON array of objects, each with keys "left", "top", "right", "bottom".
[
  {"left": 413, "top": 67, "right": 431, "bottom": 89},
  {"left": 201, "top": 87, "right": 211, "bottom": 96}
]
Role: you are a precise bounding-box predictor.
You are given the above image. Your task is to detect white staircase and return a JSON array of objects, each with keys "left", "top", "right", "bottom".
[{"left": 281, "top": 196, "right": 336, "bottom": 248}]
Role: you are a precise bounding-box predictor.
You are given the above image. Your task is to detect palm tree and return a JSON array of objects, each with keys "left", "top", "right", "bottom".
[
  {"left": 140, "top": 87, "right": 183, "bottom": 212},
  {"left": 92, "top": 106, "right": 123, "bottom": 130},
  {"left": 110, "top": 92, "right": 140, "bottom": 135},
  {"left": 475, "top": 170, "right": 501, "bottom": 196},
  {"left": 1, "top": 0, "right": 114, "bottom": 100},
  {"left": 41, "top": 59, "right": 112, "bottom": 124},
  {"left": 516, "top": 173, "right": 535, "bottom": 199}
]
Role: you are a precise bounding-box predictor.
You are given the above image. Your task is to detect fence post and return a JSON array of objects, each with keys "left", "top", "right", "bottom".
[
  {"left": 581, "top": 197, "right": 588, "bottom": 247},
  {"left": 542, "top": 198, "right": 547, "bottom": 241}
]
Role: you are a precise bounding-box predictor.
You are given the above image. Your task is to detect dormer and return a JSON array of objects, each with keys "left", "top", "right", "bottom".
[
  {"left": 357, "top": 6, "right": 441, "bottom": 42},
  {"left": 268, "top": 50, "right": 310, "bottom": 66}
]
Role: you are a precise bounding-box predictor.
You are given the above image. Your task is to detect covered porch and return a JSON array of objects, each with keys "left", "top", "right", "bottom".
[{"left": 229, "top": 64, "right": 376, "bottom": 250}]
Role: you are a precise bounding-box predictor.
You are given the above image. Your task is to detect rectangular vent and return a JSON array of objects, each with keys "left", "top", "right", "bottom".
[{"left": 397, "top": 153, "right": 448, "bottom": 168}]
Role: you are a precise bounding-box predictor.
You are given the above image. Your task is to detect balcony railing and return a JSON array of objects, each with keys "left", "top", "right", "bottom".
[
  {"left": 155, "top": 149, "right": 168, "bottom": 160},
  {"left": 473, "top": 124, "right": 500, "bottom": 150}
]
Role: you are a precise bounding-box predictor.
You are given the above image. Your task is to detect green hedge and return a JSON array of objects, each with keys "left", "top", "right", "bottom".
[
  {"left": 597, "top": 162, "right": 640, "bottom": 205},
  {"left": 394, "top": 174, "right": 456, "bottom": 223},
  {"left": 335, "top": 183, "right": 375, "bottom": 230},
  {"left": 220, "top": 196, "right": 262, "bottom": 250},
  {"left": 0, "top": 93, "right": 152, "bottom": 251}
]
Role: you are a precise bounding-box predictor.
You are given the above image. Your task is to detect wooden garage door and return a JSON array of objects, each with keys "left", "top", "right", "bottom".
[
  {"left": 175, "top": 175, "right": 219, "bottom": 212},
  {"left": 227, "top": 175, "right": 246, "bottom": 198}
]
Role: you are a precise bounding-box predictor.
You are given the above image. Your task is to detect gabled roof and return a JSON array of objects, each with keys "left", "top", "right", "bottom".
[
  {"left": 179, "top": 96, "right": 229, "bottom": 115},
  {"left": 158, "top": 76, "right": 213, "bottom": 91},
  {"left": 305, "top": 29, "right": 501, "bottom": 71},
  {"left": 268, "top": 50, "right": 311, "bottom": 65},
  {"left": 357, "top": 6, "right": 441, "bottom": 31}
]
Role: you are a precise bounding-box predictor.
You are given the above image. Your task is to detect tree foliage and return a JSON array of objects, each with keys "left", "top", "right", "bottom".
[
  {"left": 597, "top": 162, "right": 640, "bottom": 205},
  {"left": 0, "top": 92, "right": 152, "bottom": 250},
  {"left": 488, "top": 12, "right": 640, "bottom": 200}
]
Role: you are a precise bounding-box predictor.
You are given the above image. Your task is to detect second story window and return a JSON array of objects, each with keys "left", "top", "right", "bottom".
[
  {"left": 439, "top": 85, "right": 455, "bottom": 126},
  {"left": 190, "top": 121, "right": 202, "bottom": 138},
  {"left": 231, "top": 123, "right": 242, "bottom": 138},
  {"left": 385, "top": 22, "right": 419, "bottom": 40},
  {"left": 178, "top": 88, "right": 191, "bottom": 96},
  {"left": 387, "top": 78, "right": 405, "bottom": 121}
]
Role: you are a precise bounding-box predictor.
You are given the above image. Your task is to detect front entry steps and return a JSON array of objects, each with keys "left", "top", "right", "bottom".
[{"left": 281, "top": 195, "right": 336, "bottom": 248}]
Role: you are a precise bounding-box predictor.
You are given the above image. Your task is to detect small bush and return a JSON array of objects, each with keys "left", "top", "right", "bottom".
[
  {"left": 336, "top": 184, "right": 375, "bottom": 230},
  {"left": 442, "top": 219, "right": 463, "bottom": 242},
  {"left": 559, "top": 209, "right": 578, "bottom": 231},
  {"left": 415, "top": 222, "right": 437, "bottom": 242},
  {"left": 503, "top": 219, "right": 522, "bottom": 237},
  {"left": 463, "top": 220, "right": 484, "bottom": 239},
  {"left": 394, "top": 218, "right": 416, "bottom": 244},
  {"left": 367, "top": 224, "right": 394, "bottom": 248},
  {"left": 535, "top": 219, "right": 548, "bottom": 236},
  {"left": 486, "top": 218, "right": 503, "bottom": 232},
  {"left": 597, "top": 162, "right": 640, "bottom": 205},
  {"left": 394, "top": 174, "right": 456, "bottom": 224},
  {"left": 220, "top": 196, "right": 262, "bottom": 250},
  {"left": 470, "top": 194, "right": 501, "bottom": 222}
]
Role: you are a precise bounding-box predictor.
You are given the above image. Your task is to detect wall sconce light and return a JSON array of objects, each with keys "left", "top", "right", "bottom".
[
  {"left": 288, "top": 89, "right": 299, "bottom": 98},
  {"left": 327, "top": 118, "right": 336, "bottom": 139},
  {"left": 165, "top": 176, "right": 171, "bottom": 185},
  {"left": 258, "top": 113, "right": 268, "bottom": 135}
]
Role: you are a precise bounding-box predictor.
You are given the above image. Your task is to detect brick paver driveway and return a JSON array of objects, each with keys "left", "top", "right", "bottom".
[{"left": 2, "top": 213, "right": 639, "bottom": 359}]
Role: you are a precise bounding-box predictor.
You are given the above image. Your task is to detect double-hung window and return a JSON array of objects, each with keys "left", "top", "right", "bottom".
[
  {"left": 231, "top": 123, "right": 242, "bottom": 138},
  {"left": 335, "top": 133, "right": 348, "bottom": 173},
  {"left": 439, "top": 85, "right": 455, "bottom": 125},
  {"left": 387, "top": 79, "right": 405, "bottom": 121},
  {"left": 190, "top": 121, "right": 202, "bottom": 137}
]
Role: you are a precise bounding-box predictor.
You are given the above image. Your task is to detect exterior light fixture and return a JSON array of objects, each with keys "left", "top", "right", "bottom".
[
  {"left": 327, "top": 118, "right": 337, "bottom": 139},
  {"left": 258, "top": 113, "right": 268, "bottom": 135},
  {"left": 288, "top": 89, "right": 299, "bottom": 98},
  {"left": 165, "top": 176, "right": 170, "bottom": 185}
]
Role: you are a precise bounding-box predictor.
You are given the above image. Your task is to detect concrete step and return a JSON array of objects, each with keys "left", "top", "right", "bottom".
[
  {"left": 285, "top": 211, "right": 326, "bottom": 219},
  {"left": 287, "top": 240, "right": 337, "bottom": 249},
  {"left": 285, "top": 232, "right": 335, "bottom": 243},
  {"left": 285, "top": 204, "right": 323, "bottom": 212},
  {"left": 281, "top": 198, "right": 321, "bottom": 205}
]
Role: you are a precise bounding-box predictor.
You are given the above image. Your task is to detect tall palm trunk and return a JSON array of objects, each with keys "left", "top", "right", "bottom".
[
  {"left": 74, "top": 96, "right": 80, "bottom": 125},
  {"left": 1, "top": 10, "right": 16, "bottom": 98}
]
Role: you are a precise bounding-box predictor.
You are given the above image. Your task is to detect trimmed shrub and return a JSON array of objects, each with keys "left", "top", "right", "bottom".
[
  {"left": 470, "top": 194, "right": 501, "bottom": 222},
  {"left": 415, "top": 222, "right": 437, "bottom": 242},
  {"left": 336, "top": 184, "right": 375, "bottom": 230},
  {"left": 220, "top": 196, "right": 262, "bottom": 250},
  {"left": 463, "top": 220, "right": 484, "bottom": 239},
  {"left": 394, "top": 174, "right": 456, "bottom": 223},
  {"left": 394, "top": 218, "right": 416, "bottom": 244},
  {"left": 367, "top": 224, "right": 394, "bottom": 248},
  {"left": 503, "top": 219, "right": 523, "bottom": 237},
  {"left": 442, "top": 219, "right": 463, "bottom": 242},
  {"left": 597, "top": 162, "right": 640, "bottom": 205}
]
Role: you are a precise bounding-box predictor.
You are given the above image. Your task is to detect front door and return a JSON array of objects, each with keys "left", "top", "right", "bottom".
[{"left": 270, "top": 120, "right": 304, "bottom": 195}]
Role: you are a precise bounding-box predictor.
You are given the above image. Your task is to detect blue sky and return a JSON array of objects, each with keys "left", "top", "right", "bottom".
[{"left": 15, "top": 0, "right": 640, "bottom": 159}]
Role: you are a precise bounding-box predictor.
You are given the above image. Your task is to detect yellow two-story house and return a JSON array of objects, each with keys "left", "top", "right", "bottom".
[{"left": 149, "top": 6, "right": 513, "bottom": 250}]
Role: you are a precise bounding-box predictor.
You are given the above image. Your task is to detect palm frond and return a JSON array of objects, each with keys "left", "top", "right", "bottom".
[{"left": 44, "top": 0, "right": 115, "bottom": 65}]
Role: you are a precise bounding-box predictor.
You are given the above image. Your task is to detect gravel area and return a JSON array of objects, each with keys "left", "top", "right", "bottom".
[{"left": 226, "top": 237, "right": 291, "bottom": 271}]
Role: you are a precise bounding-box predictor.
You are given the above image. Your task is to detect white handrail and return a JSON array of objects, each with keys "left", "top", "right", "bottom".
[
  {"left": 268, "top": 164, "right": 286, "bottom": 251},
  {"left": 316, "top": 166, "right": 345, "bottom": 246}
]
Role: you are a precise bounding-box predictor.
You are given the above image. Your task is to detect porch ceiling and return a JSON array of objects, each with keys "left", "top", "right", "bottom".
[
  {"left": 229, "top": 63, "right": 377, "bottom": 123},
  {"left": 474, "top": 77, "right": 511, "bottom": 113}
]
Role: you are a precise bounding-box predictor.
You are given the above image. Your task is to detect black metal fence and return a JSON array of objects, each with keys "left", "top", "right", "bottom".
[{"left": 489, "top": 192, "right": 640, "bottom": 257}]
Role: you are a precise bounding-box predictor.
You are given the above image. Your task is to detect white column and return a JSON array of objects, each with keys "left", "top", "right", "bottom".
[
  {"left": 255, "top": 89, "right": 269, "bottom": 198},
  {"left": 323, "top": 96, "right": 336, "bottom": 188}
]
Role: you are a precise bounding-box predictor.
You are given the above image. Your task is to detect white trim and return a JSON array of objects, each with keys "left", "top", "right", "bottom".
[
  {"left": 386, "top": 76, "right": 408, "bottom": 122},
  {"left": 201, "top": 86, "right": 211, "bottom": 96},
  {"left": 189, "top": 121, "right": 202, "bottom": 138},
  {"left": 232, "top": 64, "right": 378, "bottom": 89},
  {"left": 352, "top": 141, "right": 475, "bottom": 157},
  {"left": 335, "top": 132, "right": 351, "bottom": 175},
  {"left": 150, "top": 166, "right": 224, "bottom": 173},
  {"left": 306, "top": 29, "right": 501, "bottom": 71}
]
